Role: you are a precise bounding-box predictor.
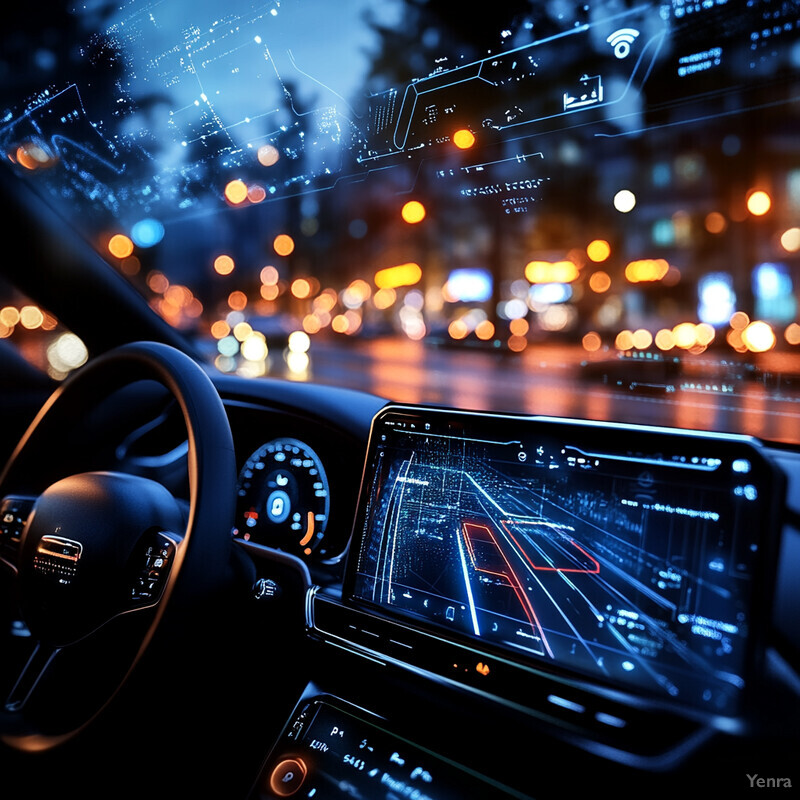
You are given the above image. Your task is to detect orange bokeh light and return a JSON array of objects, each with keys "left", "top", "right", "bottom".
[
  {"left": 615, "top": 330, "right": 634, "bottom": 350},
  {"left": 582, "top": 331, "right": 602, "bottom": 352},
  {"left": 746, "top": 189, "right": 771, "bottom": 217},
  {"left": 375, "top": 263, "right": 422, "bottom": 290},
  {"left": 509, "top": 318, "right": 529, "bottom": 337},
  {"left": 475, "top": 320, "right": 495, "bottom": 341},
  {"left": 291, "top": 278, "right": 312, "bottom": 299},
  {"left": 19, "top": 305, "right": 44, "bottom": 330},
  {"left": 401, "top": 200, "right": 426, "bottom": 224},
  {"left": 586, "top": 239, "right": 611, "bottom": 263},
  {"left": 260, "top": 284, "right": 280, "bottom": 301},
  {"left": 705, "top": 211, "right": 727, "bottom": 234},
  {"left": 624, "top": 258, "right": 669, "bottom": 283},
  {"left": 147, "top": 271, "right": 169, "bottom": 293},
  {"left": 448, "top": 319, "right": 468, "bottom": 340},
  {"left": 453, "top": 129, "right": 476, "bottom": 149},
  {"left": 210, "top": 320, "right": 231, "bottom": 339},
  {"left": 274, "top": 234, "right": 295, "bottom": 256},
  {"left": 228, "top": 290, "right": 248, "bottom": 311},
  {"left": 785, "top": 323, "right": 800, "bottom": 346},
  {"left": 224, "top": 179, "right": 249, "bottom": 205},
  {"left": 214, "top": 255, "right": 235, "bottom": 276},
  {"left": 108, "top": 234, "right": 134, "bottom": 259},
  {"left": 525, "top": 260, "right": 579, "bottom": 284},
  {"left": 589, "top": 271, "right": 611, "bottom": 293}
]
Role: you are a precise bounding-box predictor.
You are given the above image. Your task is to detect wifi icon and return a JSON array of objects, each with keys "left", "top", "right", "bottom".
[{"left": 607, "top": 28, "right": 640, "bottom": 59}]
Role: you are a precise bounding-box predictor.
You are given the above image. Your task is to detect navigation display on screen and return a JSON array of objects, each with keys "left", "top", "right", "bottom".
[{"left": 348, "top": 407, "right": 779, "bottom": 715}]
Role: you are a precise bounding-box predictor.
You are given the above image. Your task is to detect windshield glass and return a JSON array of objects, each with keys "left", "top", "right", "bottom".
[{"left": 2, "top": 1, "right": 800, "bottom": 443}]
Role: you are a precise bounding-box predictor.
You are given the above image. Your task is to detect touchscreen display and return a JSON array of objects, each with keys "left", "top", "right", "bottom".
[{"left": 347, "top": 406, "right": 779, "bottom": 716}]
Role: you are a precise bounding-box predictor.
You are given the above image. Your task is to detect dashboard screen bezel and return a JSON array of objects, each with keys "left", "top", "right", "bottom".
[{"left": 342, "top": 403, "right": 784, "bottom": 724}]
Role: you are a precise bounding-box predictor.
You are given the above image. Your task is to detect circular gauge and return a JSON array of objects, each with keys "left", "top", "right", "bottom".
[{"left": 234, "top": 438, "right": 330, "bottom": 558}]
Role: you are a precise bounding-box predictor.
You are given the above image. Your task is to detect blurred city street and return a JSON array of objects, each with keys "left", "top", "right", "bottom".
[{"left": 301, "top": 337, "right": 800, "bottom": 444}]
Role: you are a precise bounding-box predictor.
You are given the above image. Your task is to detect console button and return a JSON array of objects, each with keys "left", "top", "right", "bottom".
[{"left": 267, "top": 757, "right": 307, "bottom": 797}]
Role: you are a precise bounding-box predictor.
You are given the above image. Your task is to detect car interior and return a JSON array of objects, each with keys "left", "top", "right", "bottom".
[{"left": 1, "top": 1, "right": 800, "bottom": 797}]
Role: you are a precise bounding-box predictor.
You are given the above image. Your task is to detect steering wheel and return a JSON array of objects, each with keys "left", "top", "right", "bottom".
[{"left": 0, "top": 342, "right": 241, "bottom": 752}]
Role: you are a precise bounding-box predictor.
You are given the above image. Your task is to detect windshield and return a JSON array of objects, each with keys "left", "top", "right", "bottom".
[{"left": 2, "top": 1, "right": 800, "bottom": 443}]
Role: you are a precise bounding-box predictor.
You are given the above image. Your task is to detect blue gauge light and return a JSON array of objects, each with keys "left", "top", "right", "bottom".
[{"left": 234, "top": 438, "right": 330, "bottom": 559}]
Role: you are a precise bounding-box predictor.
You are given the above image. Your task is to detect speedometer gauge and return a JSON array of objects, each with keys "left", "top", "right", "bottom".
[{"left": 234, "top": 438, "right": 330, "bottom": 558}]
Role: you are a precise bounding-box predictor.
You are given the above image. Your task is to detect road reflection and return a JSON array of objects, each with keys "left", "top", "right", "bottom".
[{"left": 301, "top": 338, "right": 800, "bottom": 445}]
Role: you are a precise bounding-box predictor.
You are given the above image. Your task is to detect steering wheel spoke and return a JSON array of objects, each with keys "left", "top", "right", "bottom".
[
  {"left": 127, "top": 530, "right": 181, "bottom": 609},
  {"left": 4, "top": 640, "right": 60, "bottom": 714},
  {"left": 0, "top": 495, "right": 36, "bottom": 571}
]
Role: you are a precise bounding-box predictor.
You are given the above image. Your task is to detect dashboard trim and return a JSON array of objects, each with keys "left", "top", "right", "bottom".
[{"left": 308, "top": 592, "right": 721, "bottom": 771}]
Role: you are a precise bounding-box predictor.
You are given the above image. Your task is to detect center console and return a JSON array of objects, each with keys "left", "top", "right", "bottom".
[{"left": 253, "top": 405, "right": 786, "bottom": 797}]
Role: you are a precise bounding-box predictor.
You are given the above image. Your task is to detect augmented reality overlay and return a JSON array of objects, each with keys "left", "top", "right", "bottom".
[
  {"left": 2, "top": 1, "right": 797, "bottom": 229},
  {"left": 351, "top": 410, "right": 774, "bottom": 713}
]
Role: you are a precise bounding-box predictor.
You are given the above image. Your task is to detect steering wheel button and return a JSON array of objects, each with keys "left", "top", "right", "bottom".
[{"left": 267, "top": 757, "right": 308, "bottom": 797}]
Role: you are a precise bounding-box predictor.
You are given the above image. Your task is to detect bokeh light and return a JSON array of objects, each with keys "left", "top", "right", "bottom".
[
  {"left": 624, "top": 259, "right": 669, "bottom": 283},
  {"left": 524, "top": 260, "right": 579, "bottom": 284},
  {"left": 261, "top": 265, "right": 279, "bottom": 285},
  {"left": 214, "top": 255, "right": 235, "bottom": 275},
  {"left": 704, "top": 212, "right": 727, "bottom": 234},
  {"left": 746, "top": 189, "right": 771, "bottom": 216},
  {"left": 613, "top": 190, "right": 636, "bottom": 213},
  {"left": 672, "top": 322, "right": 698, "bottom": 349},
  {"left": 257, "top": 144, "right": 280, "bottom": 167},
  {"left": 781, "top": 227, "right": 800, "bottom": 253},
  {"left": 615, "top": 330, "right": 634, "bottom": 350},
  {"left": 224, "top": 179, "right": 249, "bottom": 205},
  {"left": 375, "top": 263, "right": 422, "bottom": 290},
  {"left": 374, "top": 287, "right": 397, "bottom": 309},
  {"left": 730, "top": 311, "right": 750, "bottom": 330},
  {"left": 589, "top": 271, "right": 611, "bottom": 293},
  {"left": 228, "top": 290, "right": 248, "bottom": 311},
  {"left": 108, "top": 234, "right": 134, "bottom": 259},
  {"left": 582, "top": 331, "right": 602, "bottom": 352},
  {"left": 401, "top": 200, "right": 426, "bottom": 224},
  {"left": 47, "top": 333, "right": 88, "bottom": 377},
  {"left": 586, "top": 240, "right": 611, "bottom": 262},
  {"left": 453, "top": 129, "right": 476, "bottom": 149},
  {"left": 210, "top": 320, "right": 231, "bottom": 339},
  {"left": 19, "top": 305, "right": 44, "bottom": 329},
  {"left": 741, "top": 320, "right": 776, "bottom": 352},
  {"left": 631, "top": 329, "right": 653, "bottom": 349},
  {"left": 655, "top": 329, "right": 675, "bottom": 351},
  {"left": 0, "top": 306, "right": 20, "bottom": 327},
  {"left": 291, "top": 278, "right": 312, "bottom": 299},
  {"left": 274, "top": 234, "right": 295, "bottom": 256},
  {"left": 475, "top": 320, "right": 495, "bottom": 341},
  {"left": 248, "top": 184, "right": 266, "bottom": 203},
  {"left": 131, "top": 219, "right": 165, "bottom": 248},
  {"left": 241, "top": 331, "right": 268, "bottom": 361},
  {"left": 288, "top": 330, "right": 311, "bottom": 353}
]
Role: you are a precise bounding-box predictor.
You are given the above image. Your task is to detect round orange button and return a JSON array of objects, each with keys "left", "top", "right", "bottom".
[{"left": 268, "top": 757, "right": 308, "bottom": 797}]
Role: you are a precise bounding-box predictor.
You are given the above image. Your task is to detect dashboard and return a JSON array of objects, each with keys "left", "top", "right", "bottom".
[
  {"left": 1, "top": 352, "right": 799, "bottom": 799},
  {"left": 205, "top": 382, "right": 800, "bottom": 800}
]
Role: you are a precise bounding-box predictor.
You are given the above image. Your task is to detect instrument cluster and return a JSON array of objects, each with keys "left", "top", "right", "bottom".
[{"left": 233, "top": 437, "right": 332, "bottom": 560}]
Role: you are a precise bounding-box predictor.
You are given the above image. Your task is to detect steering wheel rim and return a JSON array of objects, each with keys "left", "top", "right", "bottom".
[{"left": 0, "top": 341, "right": 238, "bottom": 751}]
